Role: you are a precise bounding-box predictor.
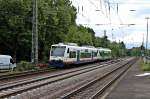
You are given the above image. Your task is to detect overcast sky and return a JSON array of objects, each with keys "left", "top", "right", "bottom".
[{"left": 71, "top": 0, "right": 150, "bottom": 49}]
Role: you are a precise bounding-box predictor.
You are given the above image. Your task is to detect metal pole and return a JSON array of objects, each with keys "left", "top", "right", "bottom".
[
  {"left": 145, "top": 17, "right": 149, "bottom": 56},
  {"left": 35, "top": 0, "right": 38, "bottom": 64},
  {"left": 31, "top": 0, "right": 35, "bottom": 63},
  {"left": 32, "top": 0, "right": 38, "bottom": 64}
]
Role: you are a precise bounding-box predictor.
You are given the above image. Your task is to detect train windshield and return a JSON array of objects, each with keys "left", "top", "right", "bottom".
[{"left": 51, "top": 46, "right": 66, "bottom": 57}]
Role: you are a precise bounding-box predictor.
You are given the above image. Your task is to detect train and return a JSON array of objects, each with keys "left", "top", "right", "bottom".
[{"left": 49, "top": 43, "right": 112, "bottom": 68}]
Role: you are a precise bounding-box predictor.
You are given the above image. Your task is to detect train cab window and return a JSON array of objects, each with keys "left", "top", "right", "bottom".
[{"left": 51, "top": 46, "right": 66, "bottom": 57}]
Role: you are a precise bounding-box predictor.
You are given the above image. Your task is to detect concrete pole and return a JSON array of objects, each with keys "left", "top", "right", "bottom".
[
  {"left": 35, "top": 0, "right": 38, "bottom": 64},
  {"left": 32, "top": 0, "right": 38, "bottom": 64},
  {"left": 145, "top": 17, "right": 149, "bottom": 57}
]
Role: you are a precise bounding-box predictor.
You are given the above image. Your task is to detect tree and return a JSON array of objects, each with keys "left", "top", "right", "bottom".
[
  {"left": 0, "top": 0, "right": 128, "bottom": 62},
  {"left": 0, "top": 0, "right": 32, "bottom": 62}
]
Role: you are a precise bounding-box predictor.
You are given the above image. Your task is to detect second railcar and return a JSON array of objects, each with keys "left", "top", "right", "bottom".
[{"left": 98, "top": 48, "right": 112, "bottom": 60}]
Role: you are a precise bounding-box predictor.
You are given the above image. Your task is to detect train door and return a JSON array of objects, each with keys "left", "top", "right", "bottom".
[
  {"left": 92, "top": 51, "right": 94, "bottom": 60},
  {"left": 77, "top": 50, "right": 80, "bottom": 62}
]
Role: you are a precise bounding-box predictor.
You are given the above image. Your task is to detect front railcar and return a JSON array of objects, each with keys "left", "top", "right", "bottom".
[{"left": 49, "top": 45, "right": 67, "bottom": 68}]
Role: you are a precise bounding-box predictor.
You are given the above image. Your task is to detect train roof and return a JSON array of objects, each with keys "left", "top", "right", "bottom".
[
  {"left": 98, "top": 47, "right": 111, "bottom": 52},
  {"left": 51, "top": 43, "right": 98, "bottom": 50},
  {"left": 52, "top": 43, "right": 78, "bottom": 46},
  {"left": 51, "top": 43, "right": 111, "bottom": 51}
]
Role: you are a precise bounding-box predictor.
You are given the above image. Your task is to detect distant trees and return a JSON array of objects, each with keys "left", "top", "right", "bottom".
[
  {"left": 65, "top": 25, "right": 93, "bottom": 46},
  {"left": 126, "top": 45, "right": 145, "bottom": 57},
  {"left": 109, "top": 41, "right": 126, "bottom": 57},
  {"left": 0, "top": 0, "right": 128, "bottom": 62}
]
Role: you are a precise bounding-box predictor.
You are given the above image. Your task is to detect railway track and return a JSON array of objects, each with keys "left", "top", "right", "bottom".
[
  {"left": 61, "top": 58, "right": 137, "bottom": 99},
  {"left": 0, "top": 68, "right": 55, "bottom": 81},
  {"left": 0, "top": 59, "right": 120, "bottom": 81},
  {"left": 0, "top": 59, "right": 122, "bottom": 86},
  {"left": 0, "top": 59, "right": 122, "bottom": 98},
  {"left": 0, "top": 70, "right": 9, "bottom": 73}
]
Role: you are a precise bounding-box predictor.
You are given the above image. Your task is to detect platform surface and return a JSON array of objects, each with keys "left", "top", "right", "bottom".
[{"left": 106, "top": 59, "right": 150, "bottom": 99}]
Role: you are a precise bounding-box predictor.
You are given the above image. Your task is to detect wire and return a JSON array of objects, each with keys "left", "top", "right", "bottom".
[
  {"left": 108, "top": 2, "right": 150, "bottom": 5},
  {"left": 87, "top": 0, "right": 99, "bottom": 10},
  {"left": 71, "top": 0, "right": 90, "bottom": 23}
]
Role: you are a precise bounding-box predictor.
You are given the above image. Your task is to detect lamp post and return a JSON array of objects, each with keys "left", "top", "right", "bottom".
[{"left": 145, "top": 17, "right": 149, "bottom": 57}]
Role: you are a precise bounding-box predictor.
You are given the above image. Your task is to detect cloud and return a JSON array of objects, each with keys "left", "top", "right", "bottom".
[{"left": 71, "top": 0, "right": 150, "bottom": 48}]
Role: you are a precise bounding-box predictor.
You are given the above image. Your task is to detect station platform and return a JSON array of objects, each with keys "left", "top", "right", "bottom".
[{"left": 106, "top": 58, "right": 150, "bottom": 99}]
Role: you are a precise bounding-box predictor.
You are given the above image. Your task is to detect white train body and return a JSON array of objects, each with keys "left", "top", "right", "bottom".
[{"left": 49, "top": 43, "right": 111, "bottom": 67}]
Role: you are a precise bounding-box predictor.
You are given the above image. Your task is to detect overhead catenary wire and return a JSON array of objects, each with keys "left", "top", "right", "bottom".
[
  {"left": 71, "top": 0, "right": 91, "bottom": 24},
  {"left": 72, "top": 0, "right": 132, "bottom": 35},
  {"left": 72, "top": 0, "right": 113, "bottom": 25},
  {"left": 104, "top": 0, "right": 150, "bottom": 5},
  {"left": 104, "top": 0, "right": 127, "bottom": 40},
  {"left": 87, "top": 0, "right": 100, "bottom": 10}
]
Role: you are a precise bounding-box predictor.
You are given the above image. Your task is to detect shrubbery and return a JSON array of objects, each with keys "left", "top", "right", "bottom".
[
  {"left": 141, "top": 62, "right": 150, "bottom": 71},
  {"left": 16, "top": 61, "right": 36, "bottom": 71}
]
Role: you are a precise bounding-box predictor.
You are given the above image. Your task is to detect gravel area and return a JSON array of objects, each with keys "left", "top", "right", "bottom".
[{"left": 7, "top": 59, "right": 131, "bottom": 99}]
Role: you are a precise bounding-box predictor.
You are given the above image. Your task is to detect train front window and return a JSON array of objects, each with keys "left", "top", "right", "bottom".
[{"left": 51, "top": 46, "right": 66, "bottom": 57}]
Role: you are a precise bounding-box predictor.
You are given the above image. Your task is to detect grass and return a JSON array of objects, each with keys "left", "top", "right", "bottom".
[{"left": 141, "top": 62, "right": 150, "bottom": 71}]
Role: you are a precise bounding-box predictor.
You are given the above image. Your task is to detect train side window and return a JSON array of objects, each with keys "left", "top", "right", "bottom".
[
  {"left": 67, "top": 48, "right": 70, "bottom": 53},
  {"left": 85, "top": 49, "right": 88, "bottom": 52},
  {"left": 81, "top": 52, "right": 91, "bottom": 58},
  {"left": 69, "top": 51, "right": 76, "bottom": 58}
]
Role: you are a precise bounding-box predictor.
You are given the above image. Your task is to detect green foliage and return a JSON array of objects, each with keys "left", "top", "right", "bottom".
[
  {"left": 141, "top": 62, "right": 150, "bottom": 71},
  {"left": 109, "top": 41, "right": 126, "bottom": 57},
  {"left": 127, "top": 47, "right": 142, "bottom": 56},
  {"left": 16, "top": 61, "right": 35, "bottom": 71},
  {"left": 0, "top": 0, "right": 32, "bottom": 62},
  {"left": 65, "top": 25, "right": 93, "bottom": 46}
]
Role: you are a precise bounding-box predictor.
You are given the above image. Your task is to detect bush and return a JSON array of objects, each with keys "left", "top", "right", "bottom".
[
  {"left": 16, "top": 61, "right": 36, "bottom": 71},
  {"left": 141, "top": 62, "right": 150, "bottom": 71}
]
